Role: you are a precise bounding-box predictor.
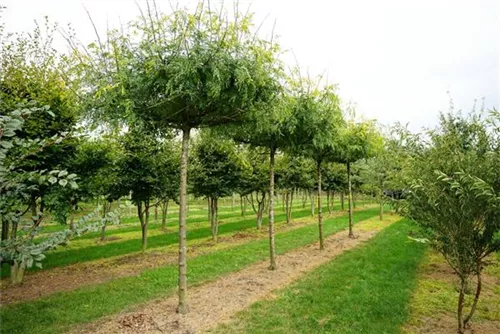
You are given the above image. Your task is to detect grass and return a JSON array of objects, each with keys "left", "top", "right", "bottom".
[
  {"left": 403, "top": 250, "right": 500, "bottom": 331},
  {"left": 0, "top": 207, "right": 380, "bottom": 334},
  {"left": 1, "top": 200, "right": 354, "bottom": 277},
  {"left": 214, "top": 219, "right": 427, "bottom": 334}
]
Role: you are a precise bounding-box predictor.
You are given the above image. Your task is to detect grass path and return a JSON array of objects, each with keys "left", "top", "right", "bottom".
[
  {"left": 82, "top": 214, "right": 401, "bottom": 333},
  {"left": 1, "top": 201, "right": 353, "bottom": 277},
  {"left": 214, "top": 218, "right": 427, "bottom": 334},
  {"left": 0, "top": 207, "right": 379, "bottom": 334}
]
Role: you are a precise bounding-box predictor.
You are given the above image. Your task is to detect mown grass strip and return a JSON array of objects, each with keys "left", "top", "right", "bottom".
[
  {"left": 0, "top": 207, "right": 379, "bottom": 334},
  {"left": 1, "top": 201, "right": 349, "bottom": 277},
  {"left": 214, "top": 219, "right": 427, "bottom": 334}
]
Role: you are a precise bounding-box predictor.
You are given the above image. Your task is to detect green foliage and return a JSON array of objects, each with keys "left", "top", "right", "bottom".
[
  {"left": 191, "top": 132, "right": 247, "bottom": 199},
  {"left": 0, "top": 104, "right": 118, "bottom": 273},
  {"left": 276, "top": 154, "right": 315, "bottom": 192}
]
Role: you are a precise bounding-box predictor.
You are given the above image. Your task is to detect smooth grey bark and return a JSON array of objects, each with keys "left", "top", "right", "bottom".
[
  {"left": 10, "top": 262, "right": 25, "bottom": 285},
  {"left": 317, "top": 161, "right": 324, "bottom": 250},
  {"left": 161, "top": 199, "right": 169, "bottom": 229},
  {"left": 347, "top": 162, "right": 354, "bottom": 238},
  {"left": 177, "top": 127, "right": 190, "bottom": 314},
  {"left": 268, "top": 147, "right": 277, "bottom": 270}
]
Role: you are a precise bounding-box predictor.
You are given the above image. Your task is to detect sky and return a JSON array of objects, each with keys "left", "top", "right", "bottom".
[{"left": 2, "top": 0, "right": 499, "bottom": 131}]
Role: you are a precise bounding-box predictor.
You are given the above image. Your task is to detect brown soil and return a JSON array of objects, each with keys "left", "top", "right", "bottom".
[
  {"left": 71, "top": 217, "right": 391, "bottom": 334},
  {"left": 0, "top": 206, "right": 375, "bottom": 306}
]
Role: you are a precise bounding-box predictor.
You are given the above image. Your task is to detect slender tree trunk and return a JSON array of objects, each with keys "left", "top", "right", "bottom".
[
  {"left": 100, "top": 201, "right": 109, "bottom": 241},
  {"left": 347, "top": 162, "right": 354, "bottom": 238},
  {"left": 302, "top": 190, "right": 307, "bottom": 208},
  {"left": 317, "top": 161, "right": 324, "bottom": 250},
  {"left": 331, "top": 191, "right": 335, "bottom": 213},
  {"left": 256, "top": 195, "right": 264, "bottom": 230},
  {"left": 213, "top": 198, "right": 219, "bottom": 243},
  {"left": 327, "top": 191, "right": 331, "bottom": 214},
  {"left": 10, "top": 220, "right": 18, "bottom": 240},
  {"left": 139, "top": 203, "right": 149, "bottom": 252},
  {"left": 177, "top": 127, "right": 190, "bottom": 314},
  {"left": 117, "top": 198, "right": 121, "bottom": 224},
  {"left": 240, "top": 195, "right": 245, "bottom": 217},
  {"left": 379, "top": 190, "right": 384, "bottom": 221},
  {"left": 310, "top": 191, "right": 315, "bottom": 216},
  {"left": 463, "top": 269, "right": 482, "bottom": 327},
  {"left": 457, "top": 278, "right": 466, "bottom": 334},
  {"left": 268, "top": 147, "right": 277, "bottom": 270},
  {"left": 1, "top": 218, "right": 9, "bottom": 242},
  {"left": 207, "top": 198, "right": 211, "bottom": 223},
  {"left": 210, "top": 197, "right": 215, "bottom": 241},
  {"left": 285, "top": 192, "right": 290, "bottom": 224},
  {"left": 10, "top": 261, "right": 25, "bottom": 285},
  {"left": 155, "top": 205, "right": 158, "bottom": 221},
  {"left": 161, "top": 199, "right": 169, "bottom": 229}
]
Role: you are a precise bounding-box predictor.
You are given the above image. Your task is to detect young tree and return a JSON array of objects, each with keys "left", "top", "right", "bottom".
[
  {"left": 289, "top": 83, "right": 344, "bottom": 250},
  {"left": 0, "top": 104, "right": 118, "bottom": 284},
  {"left": 404, "top": 110, "right": 500, "bottom": 333},
  {"left": 80, "top": 4, "right": 280, "bottom": 313},
  {"left": 334, "top": 118, "right": 382, "bottom": 238},
  {"left": 191, "top": 133, "right": 247, "bottom": 242},
  {"left": 322, "top": 162, "right": 347, "bottom": 214}
]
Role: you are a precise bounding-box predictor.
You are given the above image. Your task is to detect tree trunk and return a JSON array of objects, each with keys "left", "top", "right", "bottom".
[
  {"left": 457, "top": 278, "right": 466, "bottom": 334},
  {"left": 211, "top": 198, "right": 219, "bottom": 243},
  {"left": 285, "top": 192, "right": 291, "bottom": 224},
  {"left": 379, "top": 190, "right": 384, "bottom": 221},
  {"left": 117, "top": 198, "right": 121, "bottom": 224},
  {"left": 1, "top": 218, "right": 9, "bottom": 242},
  {"left": 302, "top": 190, "right": 307, "bottom": 208},
  {"left": 207, "top": 197, "right": 211, "bottom": 224},
  {"left": 341, "top": 192, "right": 345, "bottom": 211},
  {"left": 240, "top": 195, "right": 245, "bottom": 217},
  {"left": 317, "top": 161, "right": 324, "bottom": 250},
  {"left": 347, "top": 162, "right": 354, "bottom": 238},
  {"left": 268, "top": 147, "right": 277, "bottom": 270},
  {"left": 177, "top": 127, "right": 190, "bottom": 314},
  {"left": 100, "top": 202, "right": 109, "bottom": 241},
  {"left": 331, "top": 191, "right": 335, "bottom": 213},
  {"left": 327, "top": 191, "right": 331, "bottom": 214},
  {"left": 256, "top": 195, "right": 264, "bottom": 230},
  {"left": 10, "top": 220, "right": 18, "bottom": 240},
  {"left": 463, "top": 270, "right": 482, "bottom": 328},
  {"left": 10, "top": 261, "right": 25, "bottom": 285},
  {"left": 154, "top": 205, "right": 158, "bottom": 221},
  {"left": 310, "top": 191, "right": 315, "bottom": 216},
  {"left": 161, "top": 199, "right": 169, "bottom": 229}
]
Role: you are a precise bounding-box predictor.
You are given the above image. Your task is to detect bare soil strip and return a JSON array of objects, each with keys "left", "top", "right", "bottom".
[
  {"left": 1, "top": 207, "right": 374, "bottom": 305},
  {"left": 73, "top": 215, "right": 397, "bottom": 334}
]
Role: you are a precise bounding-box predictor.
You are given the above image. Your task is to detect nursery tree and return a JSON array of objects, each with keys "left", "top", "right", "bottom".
[
  {"left": 404, "top": 110, "right": 500, "bottom": 333},
  {"left": 290, "top": 83, "right": 344, "bottom": 250},
  {"left": 80, "top": 4, "right": 281, "bottom": 313},
  {"left": 335, "top": 118, "right": 381, "bottom": 237},
  {"left": 191, "top": 133, "right": 247, "bottom": 242}
]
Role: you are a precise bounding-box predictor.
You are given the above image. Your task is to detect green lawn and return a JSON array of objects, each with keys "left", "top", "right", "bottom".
[
  {"left": 1, "top": 200, "right": 354, "bottom": 277},
  {"left": 214, "top": 219, "right": 427, "bottom": 334},
  {"left": 0, "top": 207, "right": 379, "bottom": 334}
]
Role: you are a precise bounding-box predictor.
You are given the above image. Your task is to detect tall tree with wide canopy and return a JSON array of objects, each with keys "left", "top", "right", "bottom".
[
  {"left": 334, "top": 118, "right": 382, "bottom": 237},
  {"left": 289, "top": 83, "right": 344, "bottom": 250},
  {"left": 80, "top": 4, "right": 281, "bottom": 313}
]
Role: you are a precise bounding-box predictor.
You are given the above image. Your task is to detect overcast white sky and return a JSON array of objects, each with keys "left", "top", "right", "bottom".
[{"left": 2, "top": 0, "right": 499, "bottom": 131}]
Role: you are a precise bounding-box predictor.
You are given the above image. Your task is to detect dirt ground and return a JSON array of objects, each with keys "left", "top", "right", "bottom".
[
  {"left": 1, "top": 207, "right": 374, "bottom": 305},
  {"left": 71, "top": 216, "right": 394, "bottom": 334}
]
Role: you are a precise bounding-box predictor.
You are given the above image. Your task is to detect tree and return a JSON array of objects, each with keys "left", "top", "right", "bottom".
[
  {"left": 0, "top": 104, "right": 118, "bottom": 284},
  {"left": 334, "top": 118, "right": 382, "bottom": 238},
  {"left": 115, "top": 126, "right": 178, "bottom": 252},
  {"left": 404, "top": 110, "right": 500, "bottom": 333},
  {"left": 321, "top": 162, "right": 347, "bottom": 214},
  {"left": 80, "top": 4, "right": 280, "bottom": 313},
  {"left": 289, "top": 83, "right": 344, "bottom": 250},
  {"left": 1, "top": 20, "right": 81, "bottom": 228},
  {"left": 191, "top": 132, "right": 247, "bottom": 242}
]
